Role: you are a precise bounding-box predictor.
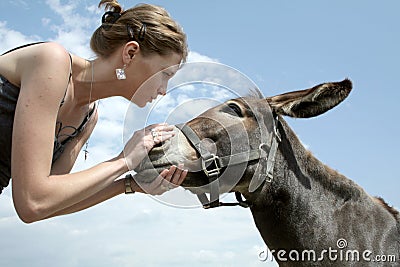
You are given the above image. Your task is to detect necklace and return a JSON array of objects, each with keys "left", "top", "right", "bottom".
[{"left": 83, "top": 60, "right": 94, "bottom": 161}]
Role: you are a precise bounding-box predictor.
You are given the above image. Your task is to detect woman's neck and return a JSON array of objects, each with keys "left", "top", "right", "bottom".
[{"left": 71, "top": 56, "right": 125, "bottom": 107}]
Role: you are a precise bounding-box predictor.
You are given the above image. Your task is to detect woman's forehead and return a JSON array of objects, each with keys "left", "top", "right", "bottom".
[{"left": 161, "top": 53, "right": 182, "bottom": 68}]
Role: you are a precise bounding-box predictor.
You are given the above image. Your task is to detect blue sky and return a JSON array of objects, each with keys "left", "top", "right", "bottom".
[{"left": 0, "top": 0, "right": 399, "bottom": 266}]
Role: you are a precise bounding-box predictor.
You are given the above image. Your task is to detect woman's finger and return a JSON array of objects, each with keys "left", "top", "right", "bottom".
[
  {"left": 145, "top": 123, "right": 174, "bottom": 134},
  {"left": 144, "top": 123, "right": 168, "bottom": 131},
  {"left": 177, "top": 169, "right": 188, "bottom": 185},
  {"left": 170, "top": 164, "right": 184, "bottom": 185},
  {"left": 163, "top": 165, "right": 176, "bottom": 183},
  {"left": 152, "top": 133, "right": 175, "bottom": 144},
  {"left": 158, "top": 169, "right": 173, "bottom": 190},
  {"left": 147, "top": 123, "right": 175, "bottom": 145},
  {"left": 144, "top": 165, "right": 187, "bottom": 195}
]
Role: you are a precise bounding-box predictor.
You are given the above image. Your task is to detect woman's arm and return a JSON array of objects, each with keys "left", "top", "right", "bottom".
[
  {"left": 44, "top": 171, "right": 125, "bottom": 218},
  {"left": 11, "top": 43, "right": 129, "bottom": 223},
  {"left": 45, "top": 166, "right": 187, "bottom": 218}
]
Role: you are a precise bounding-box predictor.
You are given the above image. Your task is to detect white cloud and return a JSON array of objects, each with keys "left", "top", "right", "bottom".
[
  {"left": 41, "top": 17, "right": 51, "bottom": 27},
  {"left": 188, "top": 51, "right": 219, "bottom": 63},
  {"left": 10, "top": 0, "right": 29, "bottom": 9},
  {"left": 0, "top": 21, "right": 39, "bottom": 53},
  {"left": 45, "top": 0, "right": 97, "bottom": 57},
  {"left": 1, "top": 185, "right": 276, "bottom": 267}
]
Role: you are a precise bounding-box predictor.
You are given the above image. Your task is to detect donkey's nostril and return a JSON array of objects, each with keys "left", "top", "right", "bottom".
[{"left": 153, "top": 142, "right": 163, "bottom": 148}]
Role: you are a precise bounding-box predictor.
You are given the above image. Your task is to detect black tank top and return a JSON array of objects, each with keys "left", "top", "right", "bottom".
[{"left": 0, "top": 43, "right": 97, "bottom": 194}]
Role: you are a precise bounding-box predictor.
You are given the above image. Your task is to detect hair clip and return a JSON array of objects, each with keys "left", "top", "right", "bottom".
[
  {"left": 138, "top": 23, "right": 146, "bottom": 41},
  {"left": 101, "top": 11, "right": 122, "bottom": 28},
  {"left": 126, "top": 23, "right": 146, "bottom": 42},
  {"left": 126, "top": 24, "right": 135, "bottom": 40}
]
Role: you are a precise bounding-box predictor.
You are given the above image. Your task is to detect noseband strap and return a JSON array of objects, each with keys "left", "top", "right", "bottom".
[{"left": 176, "top": 116, "right": 280, "bottom": 209}]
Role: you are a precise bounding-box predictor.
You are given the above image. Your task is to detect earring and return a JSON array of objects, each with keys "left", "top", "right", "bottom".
[{"left": 116, "top": 64, "right": 127, "bottom": 80}]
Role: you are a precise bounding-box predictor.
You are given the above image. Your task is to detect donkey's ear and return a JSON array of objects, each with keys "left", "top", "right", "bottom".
[{"left": 266, "top": 79, "right": 352, "bottom": 118}]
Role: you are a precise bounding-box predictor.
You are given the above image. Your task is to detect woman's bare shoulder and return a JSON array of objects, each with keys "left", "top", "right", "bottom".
[
  {"left": 0, "top": 42, "right": 71, "bottom": 87},
  {"left": 20, "top": 42, "right": 71, "bottom": 72}
]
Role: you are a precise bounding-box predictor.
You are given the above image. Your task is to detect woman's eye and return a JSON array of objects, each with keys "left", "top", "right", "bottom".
[{"left": 226, "top": 103, "right": 243, "bottom": 117}]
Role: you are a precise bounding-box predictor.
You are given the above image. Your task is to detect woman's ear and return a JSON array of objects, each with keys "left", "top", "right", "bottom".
[{"left": 122, "top": 41, "right": 140, "bottom": 64}]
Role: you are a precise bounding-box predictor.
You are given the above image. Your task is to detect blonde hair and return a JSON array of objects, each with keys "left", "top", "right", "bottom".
[{"left": 91, "top": 0, "right": 188, "bottom": 62}]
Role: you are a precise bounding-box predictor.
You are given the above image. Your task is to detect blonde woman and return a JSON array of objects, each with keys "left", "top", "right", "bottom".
[{"left": 0, "top": 0, "right": 188, "bottom": 223}]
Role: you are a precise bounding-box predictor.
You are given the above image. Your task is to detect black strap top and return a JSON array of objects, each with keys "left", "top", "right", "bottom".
[{"left": 0, "top": 42, "right": 97, "bottom": 194}]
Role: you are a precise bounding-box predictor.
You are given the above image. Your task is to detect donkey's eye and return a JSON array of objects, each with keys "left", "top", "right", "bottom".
[{"left": 226, "top": 103, "right": 243, "bottom": 117}]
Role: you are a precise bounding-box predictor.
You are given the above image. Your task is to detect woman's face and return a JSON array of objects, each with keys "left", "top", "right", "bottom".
[{"left": 126, "top": 52, "right": 182, "bottom": 107}]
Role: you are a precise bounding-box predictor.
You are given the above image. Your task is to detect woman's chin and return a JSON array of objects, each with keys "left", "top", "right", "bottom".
[{"left": 129, "top": 98, "right": 147, "bottom": 107}]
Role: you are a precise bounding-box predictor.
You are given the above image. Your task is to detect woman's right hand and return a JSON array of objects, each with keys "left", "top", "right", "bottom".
[
  {"left": 130, "top": 164, "right": 188, "bottom": 195},
  {"left": 119, "top": 123, "right": 175, "bottom": 171}
]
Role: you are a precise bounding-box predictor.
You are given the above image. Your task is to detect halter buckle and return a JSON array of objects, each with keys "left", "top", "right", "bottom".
[
  {"left": 267, "top": 173, "right": 274, "bottom": 183},
  {"left": 202, "top": 154, "right": 222, "bottom": 177}
]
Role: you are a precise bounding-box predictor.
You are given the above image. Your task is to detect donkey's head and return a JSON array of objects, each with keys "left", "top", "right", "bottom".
[{"left": 134, "top": 79, "right": 352, "bottom": 198}]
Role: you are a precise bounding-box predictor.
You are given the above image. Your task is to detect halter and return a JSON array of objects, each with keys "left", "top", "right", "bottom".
[{"left": 176, "top": 115, "right": 281, "bottom": 209}]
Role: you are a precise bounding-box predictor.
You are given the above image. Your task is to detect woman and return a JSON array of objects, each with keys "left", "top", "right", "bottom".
[{"left": 0, "top": 0, "right": 188, "bottom": 223}]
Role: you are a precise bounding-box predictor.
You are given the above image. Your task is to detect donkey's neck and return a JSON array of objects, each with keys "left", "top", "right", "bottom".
[{"left": 246, "top": 118, "right": 399, "bottom": 264}]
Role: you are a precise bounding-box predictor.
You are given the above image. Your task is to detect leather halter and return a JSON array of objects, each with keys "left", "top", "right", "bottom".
[{"left": 176, "top": 115, "right": 281, "bottom": 209}]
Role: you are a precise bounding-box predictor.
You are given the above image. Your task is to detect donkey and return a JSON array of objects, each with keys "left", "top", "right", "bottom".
[{"left": 134, "top": 79, "right": 400, "bottom": 266}]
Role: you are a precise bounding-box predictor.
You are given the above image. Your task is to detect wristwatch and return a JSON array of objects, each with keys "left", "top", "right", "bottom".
[{"left": 124, "top": 174, "right": 135, "bottom": 194}]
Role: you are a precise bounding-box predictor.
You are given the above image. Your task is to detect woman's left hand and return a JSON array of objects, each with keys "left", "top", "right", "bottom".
[{"left": 131, "top": 164, "right": 187, "bottom": 195}]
